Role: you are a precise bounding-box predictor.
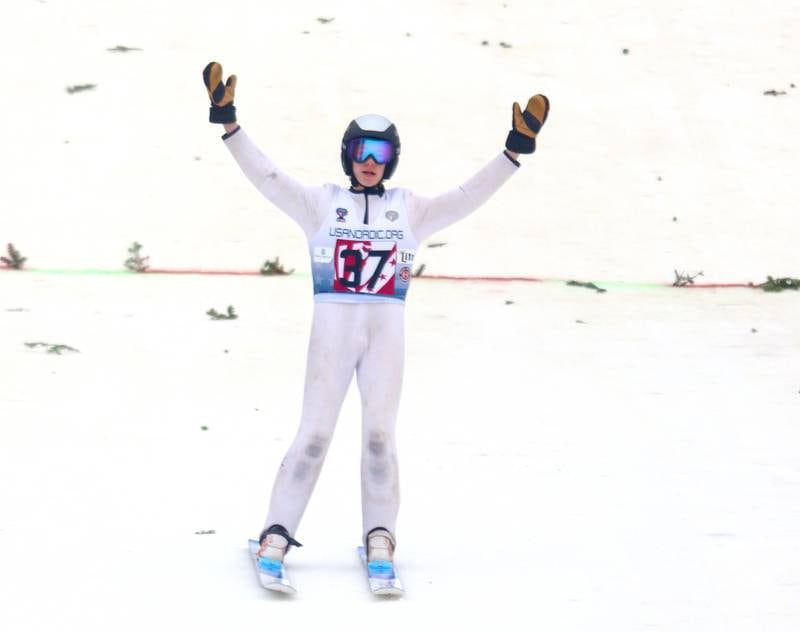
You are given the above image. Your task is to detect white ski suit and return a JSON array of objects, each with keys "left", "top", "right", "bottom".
[{"left": 223, "top": 128, "right": 520, "bottom": 541}]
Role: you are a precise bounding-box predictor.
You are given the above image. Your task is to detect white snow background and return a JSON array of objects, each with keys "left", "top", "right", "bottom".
[{"left": 1, "top": 0, "right": 799, "bottom": 630}]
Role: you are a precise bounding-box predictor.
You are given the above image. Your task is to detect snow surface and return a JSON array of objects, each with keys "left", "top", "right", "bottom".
[{"left": 1, "top": 0, "right": 799, "bottom": 630}]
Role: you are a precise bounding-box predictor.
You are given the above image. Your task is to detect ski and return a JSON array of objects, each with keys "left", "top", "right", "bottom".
[
  {"left": 248, "top": 539, "right": 296, "bottom": 594},
  {"left": 357, "top": 546, "right": 404, "bottom": 596}
]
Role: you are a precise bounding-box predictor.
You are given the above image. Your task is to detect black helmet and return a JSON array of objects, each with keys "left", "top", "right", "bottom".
[{"left": 340, "top": 114, "right": 401, "bottom": 180}]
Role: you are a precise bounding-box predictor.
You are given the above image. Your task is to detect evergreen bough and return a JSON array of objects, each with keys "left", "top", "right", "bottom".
[
  {"left": 124, "top": 242, "right": 150, "bottom": 272},
  {"left": 207, "top": 306, "right": 238, "bottom": 320},
  {"left": 260, "top": 257, "right": 294, "bottom": 276},
  {"left": 759, "top": 276, "right": 799, "bottom": 292},
  {"left": 1, "top": 243, "right": 27, "bottom": 269}
]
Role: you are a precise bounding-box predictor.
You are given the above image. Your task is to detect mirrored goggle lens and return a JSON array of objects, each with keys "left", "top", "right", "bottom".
[{"left": 346, "top": 138, "right": 394, "bottom": 164}]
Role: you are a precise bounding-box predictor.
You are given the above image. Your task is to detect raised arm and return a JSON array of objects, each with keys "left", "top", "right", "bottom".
[
  {"left": 409, "top": 95, "right": 549, "bottom": 242},
  {"left": 408, "top": 152, "right": 520, "bottom": 242},
  {"left": 203, "top": 62, "right": 327, "bottom": 238}
]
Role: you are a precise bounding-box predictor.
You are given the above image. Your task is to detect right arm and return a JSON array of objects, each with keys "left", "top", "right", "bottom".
[
  {"left": 203, "top": 62, "right": 327, "bottom": 238},
  {"left": 221, "top": 125, "right": 327, "bottom": 239}
]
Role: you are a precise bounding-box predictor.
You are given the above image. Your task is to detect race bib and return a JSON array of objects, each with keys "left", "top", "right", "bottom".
[{"left": 333, "top": 239, "right": 397, "bottom": 296}]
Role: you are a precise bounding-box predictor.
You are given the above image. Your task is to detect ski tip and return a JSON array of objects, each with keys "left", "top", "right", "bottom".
[
  {"left": 264, "top": 582, "right": 297, "bottom": 595},
  {"left": 373, "top": 586, "right": 405, "bottom": 597}
]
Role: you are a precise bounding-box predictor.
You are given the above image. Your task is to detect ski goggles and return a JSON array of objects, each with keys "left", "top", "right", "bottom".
[{"left": 345, "top": 137, "right": 394, "bottom": 164}]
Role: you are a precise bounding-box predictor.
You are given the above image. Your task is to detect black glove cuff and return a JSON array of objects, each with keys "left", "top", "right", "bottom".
[
  {"left": 221, "top": 125, "right": 241, "bottom": 140},
  {"left": 505, "top": 130, "right": 536, "bottom": 154},
  {"left": 209, "top": 103, "right": 237, "bottom": 124},
  {"left": 503, "top": 150, "right": 521, "bottom": 166}
]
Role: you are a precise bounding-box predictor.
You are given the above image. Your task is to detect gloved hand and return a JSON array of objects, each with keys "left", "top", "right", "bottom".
[
  {"left": 505, "top": 95, "right": 549, "bottom": 153},
  {"left": 202, "top": 61, "right": 237, "bottom": 124}
]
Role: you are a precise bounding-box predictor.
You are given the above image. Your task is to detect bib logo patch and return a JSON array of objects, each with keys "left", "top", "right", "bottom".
[
  {"left": 385, "top": 210, "right": 399, "bottom": 222},
  {"left": 335, "top": 208, "right": 348, "bottom": 223},
  {"left": 399, "top": 249, "right": 414, "bottom": 264},
  {"left": 313, "top": 246, "right": 334, "bottom": 263}
]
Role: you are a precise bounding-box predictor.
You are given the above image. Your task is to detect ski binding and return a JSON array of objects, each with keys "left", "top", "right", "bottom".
[
  {"left": 248, "top": 539, "right": 296, "bottom": 594},
  {"left": 357, "top": 545, "right": 404, "bottom": 596}
]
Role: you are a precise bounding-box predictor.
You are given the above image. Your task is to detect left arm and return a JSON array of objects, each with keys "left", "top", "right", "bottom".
[
  {"left": 408, "top": 150, "right": 521, "bottom": 242},
  {"left": 408, "top": 95, "right": 548, "bottom": 242}
]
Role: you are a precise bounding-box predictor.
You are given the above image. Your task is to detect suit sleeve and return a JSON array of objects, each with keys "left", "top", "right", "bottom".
[
  {"left": 223, "top": 128, "right": 329, "bottom": 238},
  {"left": 407, "top": 152, "right": 520, "bottom": 242}
]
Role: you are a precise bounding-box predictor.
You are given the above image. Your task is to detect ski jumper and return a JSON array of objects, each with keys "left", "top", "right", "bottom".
[{"left": 223, "top": 128, "right": 519, "bottom": 540}]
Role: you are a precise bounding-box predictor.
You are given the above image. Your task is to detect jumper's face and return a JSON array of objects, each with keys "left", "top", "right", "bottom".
[
  {"left": 352, "top": 158, "right": 386, "bottom": 188},
  {"left": 346, "top": 136, "right": 394, "bottom": 188}
]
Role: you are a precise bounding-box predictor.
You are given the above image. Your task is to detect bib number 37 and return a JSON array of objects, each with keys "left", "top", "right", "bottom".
[{"left": 333, "top": 239, "right": 397, "bottom": 296}]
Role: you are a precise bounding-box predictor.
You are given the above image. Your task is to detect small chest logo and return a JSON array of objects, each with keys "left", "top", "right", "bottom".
[
  {"left": 336, "top": 208, "right": 349, "bottom": 223},
  {"left": 385, "top": 210, "right": 399, "bottom": 222}
]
